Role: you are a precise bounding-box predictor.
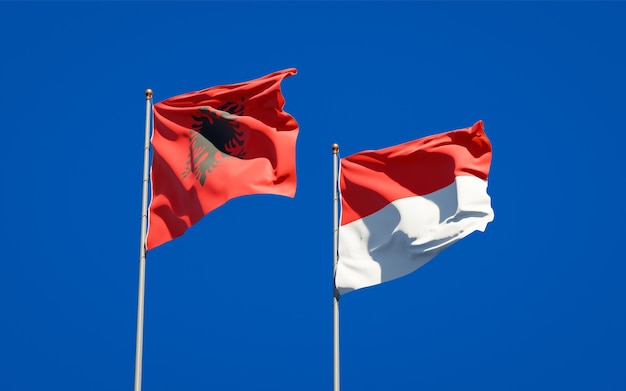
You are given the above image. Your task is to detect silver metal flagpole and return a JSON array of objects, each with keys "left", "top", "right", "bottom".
[
  {"left": 332, "top": 143, "right": 340, "bottom": 391},
  {"left": 134, "top": 88, "right": 153, "bottom": 391}
]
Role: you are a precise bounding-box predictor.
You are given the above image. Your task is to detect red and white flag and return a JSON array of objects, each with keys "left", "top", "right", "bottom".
[
  {"left": 336, "top": 121, "right": 494, "bottom": 295},
  {"left": 146, "top": 69, "right": 299, "bottom": 250}
]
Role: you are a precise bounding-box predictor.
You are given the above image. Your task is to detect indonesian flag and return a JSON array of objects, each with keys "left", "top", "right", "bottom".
[
  {"left": 146, "top": 69, "right": 299, "bottom": 250},
  {"left": 336, "top": 121, "right": 494, "bottom": 295}
]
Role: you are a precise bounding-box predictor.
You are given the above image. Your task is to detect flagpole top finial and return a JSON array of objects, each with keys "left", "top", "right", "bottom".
[
  {"left": 332, "top": 143, "right": 339, "bottom": 153},
  {"left": 145, "top": 89, "right": 153, "bottom": 99}
]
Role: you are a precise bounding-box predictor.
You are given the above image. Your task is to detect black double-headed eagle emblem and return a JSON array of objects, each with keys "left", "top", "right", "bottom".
[{"left": 183, "top": 99, "right": 247, "bottom": 185}]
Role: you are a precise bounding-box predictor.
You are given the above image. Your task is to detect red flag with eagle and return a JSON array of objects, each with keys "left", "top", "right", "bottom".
[{"left": 146, "top": 69, "right": 299, "bottom": 250}]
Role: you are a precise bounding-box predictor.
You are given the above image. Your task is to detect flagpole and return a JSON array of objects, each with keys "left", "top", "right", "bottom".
[
  {"left": 134, "top": 88, "right": 153, "bottom": 391},
  {"left": 332, "top": 143, "right": 340, "bottom": 391}
]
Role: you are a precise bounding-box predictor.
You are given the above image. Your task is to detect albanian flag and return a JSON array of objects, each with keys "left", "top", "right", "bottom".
[{"left": 146, "top": 69, "right": 299, "bottom": 250}]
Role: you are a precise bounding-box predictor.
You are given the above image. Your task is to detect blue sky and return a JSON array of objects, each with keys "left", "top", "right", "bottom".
[{"left": 1, "top": 2, "right": 625, "bottom": 390}]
